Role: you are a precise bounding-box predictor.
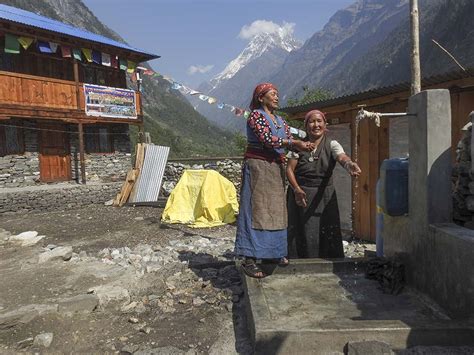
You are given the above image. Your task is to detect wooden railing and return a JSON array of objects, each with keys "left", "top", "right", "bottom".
[{"left": 0, "top": 71, "right": 142, "bottom": 123}]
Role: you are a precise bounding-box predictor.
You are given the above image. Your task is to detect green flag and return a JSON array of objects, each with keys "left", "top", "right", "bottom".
[
  {"left": 119, "top": 58, "right": 127, "bottom": 71},
  {"left": 5, "top": 34, "right": 20, "bottom": 54},
  {"left": 72, "top": 48, "right": 82, "bottom": 61}
]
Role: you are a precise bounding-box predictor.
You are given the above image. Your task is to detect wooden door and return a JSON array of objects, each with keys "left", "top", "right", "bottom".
[
  {"left": 351, "top": 114, "right": 390, "bottom": 241},
  {"left": 39, "top": 123, "right": 71, "bottom": 182}
]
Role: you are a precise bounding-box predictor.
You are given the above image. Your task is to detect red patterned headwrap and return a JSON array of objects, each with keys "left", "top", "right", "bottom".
[
  {"left": 304, "top": 109, "right": 326, "bottom": 127},
  {"left": 249, "top": 83, "right": 278, "bottom": 110}
]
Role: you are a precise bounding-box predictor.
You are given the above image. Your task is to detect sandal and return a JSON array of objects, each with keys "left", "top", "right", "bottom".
[
  {"left": 241, "top": 259, "right": 266, "bottom": 279},
  {"left": 279, "top": 257, "right": 289, "bottom": 266}
]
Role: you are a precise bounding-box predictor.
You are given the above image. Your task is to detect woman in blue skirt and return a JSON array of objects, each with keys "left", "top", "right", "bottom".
[{"left": 234, "top": 83, "right": 313, "bottom": 278}]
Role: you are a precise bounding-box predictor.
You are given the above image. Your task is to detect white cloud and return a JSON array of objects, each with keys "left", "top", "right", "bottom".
[
  {"left": 187, "top": 64, "right": 214, "bottom": 75},
  {"left": 238, "top": 20, "right": 295, "bottom": 40}
]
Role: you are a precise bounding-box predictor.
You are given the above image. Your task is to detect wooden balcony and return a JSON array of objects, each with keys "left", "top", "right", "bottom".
[{"left": 0, "top": 70, "right": 143, "bottom": 124}]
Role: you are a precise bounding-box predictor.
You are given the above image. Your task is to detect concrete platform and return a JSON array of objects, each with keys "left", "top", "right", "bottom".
[{"left": 242, "top": 258, "right": 474, "bottom": 354}]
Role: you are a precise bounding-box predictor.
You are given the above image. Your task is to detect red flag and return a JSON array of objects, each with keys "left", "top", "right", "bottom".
[
  {"left": 111, "top": 55, "right": 118, "bottom": 69},
  {"left": 61, "top": 46, "right": 71, "bottom": 58}
]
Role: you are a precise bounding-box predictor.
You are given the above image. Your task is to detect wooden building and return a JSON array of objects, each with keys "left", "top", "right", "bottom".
[
  {"left": 281, "top": 69, "right": 474, "bottom": 241},
  {"left": 0, "top": 4, "right": 159, "bottom": 187}
]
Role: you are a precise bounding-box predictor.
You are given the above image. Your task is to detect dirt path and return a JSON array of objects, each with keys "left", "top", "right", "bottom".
[{"left": 0, "top": 205, "right": 252, "bottom": 354}]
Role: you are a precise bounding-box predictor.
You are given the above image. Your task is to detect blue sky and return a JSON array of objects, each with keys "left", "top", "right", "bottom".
[{"left": 83, "top": 0, "right": 354, "bottom": 88}]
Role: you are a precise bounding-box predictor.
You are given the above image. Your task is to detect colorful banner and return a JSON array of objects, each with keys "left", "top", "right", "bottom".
[
  {"left": 72, "top": 48, "right": 82, "bottom": 61},
  {"left": 81, "top": 48, "right": 92, "bottom": 62},
  {"left": 61, "top": 46, "right": 71, "bottom": 58},
  {"left": 5, "top": 34, "right": 20, "bottom": 54},
  {"left": 101, "top": 53, "right": 111, "bottom": 67},
  {"left": 84, "top": 84, "right": 137, "bottom": 119},
  {"left": 18, "top": 37, "right": 33, "bottom": 50},
  {"left": 92, "top": 50, "right": 101, "bottom": 64},
  {"left": 49, "top": 42, "right": 58, "bottom": 53}
]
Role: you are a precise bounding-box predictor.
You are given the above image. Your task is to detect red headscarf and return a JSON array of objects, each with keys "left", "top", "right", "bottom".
[
  {"left": 304, "top": 109, "right": 326, "bottom": 127},
  {"left": 249, "top": 83, "right": 278, "bottom": 110}
]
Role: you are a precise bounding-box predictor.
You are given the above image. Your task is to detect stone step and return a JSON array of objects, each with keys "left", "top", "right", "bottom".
[{"left": 242, "top": 259, "right": 474, "bottom": 354}]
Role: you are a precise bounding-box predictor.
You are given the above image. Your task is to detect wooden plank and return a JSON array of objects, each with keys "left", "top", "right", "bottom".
[
  {"left": 129, "top": 143, "right": 146, "bottom": 202},
  {"left": 114, "top": 169, "right": 139, "bottom": 207},
  {"left": 357, "top": 117, "right": 371, "bottom": 240},
  {"left": 134, "top": 143, "right": 146, "bottom": 170},
  {"left": 119, "top": 169, "right": 139, "bottom": 207}
]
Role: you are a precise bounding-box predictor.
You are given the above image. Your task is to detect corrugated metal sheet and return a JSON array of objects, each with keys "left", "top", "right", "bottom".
[
  {"left": 0, "top": 4, "right": 159, "bottom": 60},
  {"left": 131, "top": 145, "right": 170, "bottom": 203},
  {"left": 281, "top": 68, "right": 474, "bottom": 114}
]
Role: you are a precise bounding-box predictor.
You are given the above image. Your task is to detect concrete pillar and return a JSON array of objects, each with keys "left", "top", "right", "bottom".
[{"left": 408, "top": 89, "right": 452, "bottom": 234}]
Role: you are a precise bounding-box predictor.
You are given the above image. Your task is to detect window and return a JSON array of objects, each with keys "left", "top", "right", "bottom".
[
  {"left": 0, "top": 121, "right": 24, "bottom": 157},
  {"left": 85, "top": 126, "right": 113, "bottom": 153}
]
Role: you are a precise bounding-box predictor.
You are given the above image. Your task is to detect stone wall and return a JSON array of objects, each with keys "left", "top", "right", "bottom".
[
  {"left": 69, "top": 124, "right": 132, "bottom": 183},
  {"left": 0, "top": 183, "right": 122, "bottom": 214},
  {"left": 452, "top": 112, "right": 474, "bottom": 229},
  {"left": 162, "top": 160, "right": 243, "bottom": 196},
  {"left": 0, "top": 122, "right": 132, "bottom": 188},
  {"left": 0, "top": 152, "right": 41, "bottom": 188}
]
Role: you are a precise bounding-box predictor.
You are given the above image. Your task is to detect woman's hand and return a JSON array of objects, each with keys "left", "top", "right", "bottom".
[
  {"left": 293, "top": 140, "right": 315, "bottom": 152},
  {"left": 345, "top": 161, "right": 361, "bottom": 177},
  {"left": 294, "top": 187, "right": 307, "bottom": 208}
]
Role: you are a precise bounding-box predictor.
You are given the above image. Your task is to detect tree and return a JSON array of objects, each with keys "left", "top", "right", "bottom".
[
  {"left": 234, "top": 132, "right": 247, "bottom": 154},
  {"left": 286, "top": 86, "right": 332, "bottom": 107},
  {"left": 281, "top": 87, "right": 332, "bottom": 129}
]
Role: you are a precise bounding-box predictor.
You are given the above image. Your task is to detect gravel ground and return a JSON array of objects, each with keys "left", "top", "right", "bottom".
[{"left": 0, "top": 204, "right": 382, "bottom": 354}]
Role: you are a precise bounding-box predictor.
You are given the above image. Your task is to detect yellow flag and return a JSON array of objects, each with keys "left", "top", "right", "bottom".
[
  {"left": 81, "top": 48, "right": 92, "bottom": 62},
  {"left": 127, "top": 60, "right": 136, "bottom": 73},
  {"left": 18, "top": 37, "right": 33, "bottom": 50}
]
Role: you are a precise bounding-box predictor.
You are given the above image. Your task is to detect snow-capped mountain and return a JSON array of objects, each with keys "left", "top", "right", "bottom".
[
  {"left": 210, "top": 31, "right": 301, "bottom": 89},
  {"left": 194, "top": 30, "right": 301, "bottom": 132}
]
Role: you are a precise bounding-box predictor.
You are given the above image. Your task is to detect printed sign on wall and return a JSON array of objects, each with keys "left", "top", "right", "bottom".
[{"left": 84, "top": 84, "right": 137, "bottom": 119}]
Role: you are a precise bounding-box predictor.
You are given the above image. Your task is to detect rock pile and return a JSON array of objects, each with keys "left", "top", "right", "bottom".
[{"left": 162, "top": 160, "right": 242, "bottom": 196}]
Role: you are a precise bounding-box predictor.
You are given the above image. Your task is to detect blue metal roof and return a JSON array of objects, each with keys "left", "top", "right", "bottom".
[{"left": 0, "top": 4, "right": 159, "bottom": 60}]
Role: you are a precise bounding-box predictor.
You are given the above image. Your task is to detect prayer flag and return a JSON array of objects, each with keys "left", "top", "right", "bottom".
[
  {"left": 101, "top": 53, "right": 111, "bottom": 67},
  {"left": 235, "top": 108, "right": 244, "bottom": 116},
  {"left": 92, "top": 50, "right": 101, "bottom": 64},
  {"left": 198, "top": 94, "right": 209, "bottom": 101},
  {"left": 49, "top": 42, "right": 58, "bottom": 53},
  {"left": 119, "top": 58, "right": 127, "bottom": 70},
  {"left": 61, "top": 46, "right": 71, "bottom": 58},
  {"left": 244, "top": 111, "right": 250, "bottom": 119},
  {"left": 207, "top": 97, "right": 217, "bottom": 104},
  {"left": 81, "top": 48, "right": 92, "bottom": 62},
  {"left": 144, "top": 69, "right": 154, "bottom": 75},
  {"left": 111, "top": 56, "right": 118, "bottom": 68},
  {"left": 217, "top": 103, "right": 225, "bottom": 109},
  {"left": 127, "top": 60, "right": 136, "bottom": 73},
  {"left": 18, "top": 37, "right": 33, "bottom": 50},
  {"left": 5, "top": 34, "right": 19, "bottom": 54},
  {"left": 189, "top": 90, "right": 201, "bottom": 95},
  {"left": 38, "top": 41, "right": 53, "bottom": 53},
  {"left": 72, "top": 48, "right": 82, "bottom": 61}
]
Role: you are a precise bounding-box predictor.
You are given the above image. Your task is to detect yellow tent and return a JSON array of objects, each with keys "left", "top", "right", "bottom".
[{"left": 161, "top": 170, "right": 239, "bottom": 228}]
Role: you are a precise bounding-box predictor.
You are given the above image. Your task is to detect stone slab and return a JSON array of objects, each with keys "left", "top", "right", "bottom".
[{"left": 242, "top": 259, "right": 474, "bottom": 354}]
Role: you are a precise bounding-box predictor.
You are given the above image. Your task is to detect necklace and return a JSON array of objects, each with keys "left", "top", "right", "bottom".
[
  {"left": 269, "top": 114, "right": 282, "bottom": 129},
  {"left": 308, "top": 140, "right": 322, "bottom": 162}
]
